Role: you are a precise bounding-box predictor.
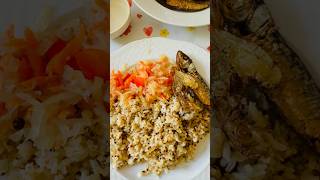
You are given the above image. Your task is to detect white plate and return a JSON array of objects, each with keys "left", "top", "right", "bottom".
[
  {"left": 110, "top": 37, "right": 210, "bottom": 180},
  {"left": 133, "top": 0, "right": 210, "bottom": 27}
]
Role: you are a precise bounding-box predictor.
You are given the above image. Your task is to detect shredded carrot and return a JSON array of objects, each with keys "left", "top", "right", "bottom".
[
  {"left": 4, "top": 28, "right": 38, "bottom": 49},
  {"left": 43, "top": 38, "right": 67, "bottom": 64},
  {"left": 19, "top": 76, "right": 61, "bottom": 90},
  {"left": 24, "top": 28, "right": 38, "bottom": 48},
  {"left": 25, "top": 49, "right": 45, "bottom": 76},
  {"left": 46, "top": 24, "right": 85, "bottom": 76},
  {"left": 74, "top": 49, "right": 109, "bottom": 80},
  {"left": 111, "top": 56, "right": 175, "bottom": 103},
  {"left": 4, "top": 19, "right": 106, "bottom": 83},
  {"left": 18, "top": 56, "right": 33, "bottom": 81}
]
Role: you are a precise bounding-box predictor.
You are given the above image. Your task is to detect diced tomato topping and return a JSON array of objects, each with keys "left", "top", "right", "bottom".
[
  {"left": 124, "top": 74, "right": 135, "bottom": 88},
  {"left": 133, "top": 76, "right": 145, "bottom": 87},
  {"left": 43, "top": 38, "right": 67, "bottom": 64}
]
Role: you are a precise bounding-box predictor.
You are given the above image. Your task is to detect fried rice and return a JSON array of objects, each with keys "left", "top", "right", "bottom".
[{"left": 110, "top": 57, "right": 209, "bottom": 176}]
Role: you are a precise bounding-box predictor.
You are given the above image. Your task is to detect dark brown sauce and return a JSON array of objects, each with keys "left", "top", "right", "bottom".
[{"left": 155, "top": 0, "right": 209, "bottom": 12}]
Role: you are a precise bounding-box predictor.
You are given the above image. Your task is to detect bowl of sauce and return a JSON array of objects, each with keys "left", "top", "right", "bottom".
[{"left": 110, "top": 0, "right": 131, "bottom": 39}]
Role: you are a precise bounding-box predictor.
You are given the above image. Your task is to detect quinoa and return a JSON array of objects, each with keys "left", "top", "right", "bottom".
[{"left": 110, "top": 95, "right": 209, "bottom": 176}]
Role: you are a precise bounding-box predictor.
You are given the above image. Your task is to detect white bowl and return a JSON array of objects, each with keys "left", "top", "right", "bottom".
[{"left": 110, "top": 0, "right": 131, "bottom": 39}]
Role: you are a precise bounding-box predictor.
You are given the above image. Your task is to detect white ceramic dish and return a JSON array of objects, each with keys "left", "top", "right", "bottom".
[
  {"left": 133, "top": 0, "right": 210, "bottom": 27},
  {"left": 110, "top": 37, "right": 210, "bottom": 180},
  {"left": 110, "top": 0, "right": 131, "bottom": 39}
]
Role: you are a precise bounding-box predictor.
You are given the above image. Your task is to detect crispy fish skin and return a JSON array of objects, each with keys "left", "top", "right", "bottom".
[
  {"left": 175, "top": 51, "right": 210, "bottom": 106},
  {"left": 155, "top": 0, "right": 209, "bottom": 12},
  {"left": 212, "top": 0, "right": 320, "bottom": 178},
  {"left": 173, "top": 79, "right": 204, "bottom": 111},
  {"left": 213, "top": 0, "right": 320, "bottom": 147},
  {"left": 212, "top": 34, "right": 320, "bottom": 177}
]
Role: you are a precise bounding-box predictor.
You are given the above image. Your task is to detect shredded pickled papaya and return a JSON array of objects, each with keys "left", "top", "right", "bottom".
[
  {"left": 111, "top": 55, "right": 175, "bottom": 103},
  {"left": 46, "top": 24, "right": 85, "bottom": 76},
  {"left": 3, "top": 24, "right": 108, "bottom": 83}
]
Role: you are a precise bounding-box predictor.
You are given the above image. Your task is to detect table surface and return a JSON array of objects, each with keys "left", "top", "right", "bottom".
[
  {"left": 110, "top": 1, "right": 210, "bottom": 180},
  {"left": 110, "top": 1, "right": 210, "bottom": 53}
]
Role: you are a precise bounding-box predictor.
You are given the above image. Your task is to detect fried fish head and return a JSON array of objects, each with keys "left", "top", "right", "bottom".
[{"left": 176, "top": 50, "right": 194, "bottom": 73}]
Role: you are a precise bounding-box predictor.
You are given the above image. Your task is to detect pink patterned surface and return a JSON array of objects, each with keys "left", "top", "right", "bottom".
[{"left": 110, "top": 1, "right": 210, "bottom": 53}]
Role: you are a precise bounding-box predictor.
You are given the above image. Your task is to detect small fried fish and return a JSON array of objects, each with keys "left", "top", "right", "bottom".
[{"left": 173, "top": 51, "right": 210, "bottom": 110}]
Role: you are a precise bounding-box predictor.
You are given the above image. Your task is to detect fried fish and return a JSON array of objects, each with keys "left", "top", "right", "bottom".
[
  {"left": 173, "top": 51, "right": 210, "bottom": 111},
  {"left": 156, "top": 0, "right": 209, "bottom": 12},
  {"left": 211, "top": 0, "right": 320, "bottom": 178}
]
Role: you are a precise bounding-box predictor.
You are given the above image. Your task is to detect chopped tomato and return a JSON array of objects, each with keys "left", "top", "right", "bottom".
[
  {"left": 74, "top": 49, "right": 109, "bottom": 80},
  {"left": 124, "top": 74, "right": 135, "bottom": 88},
  {"left": 111, "top": 57, "right": 174, "bottom": 104},
  {"left": 133, "top": 76, "right": 145, "bottom": 87},
  {"left": 122, "top": 72, "right": 131, "bottom": 82},
  {"left": 113, "top": 70, "right": 124, "bottom": 87},
  {"left": 116, "top": 78, "right": 124, "bottom": 88},
  {"left": 165, "top": 76, "right": 173, "bottom": 86},
  {"left": 43, "top": 38, "right": 67, "bottom": 64},
  {"left": 115, "top": 72, "right": 146, "bottom": 88},
  {"left": 146, "top": 68, "right": 153, "bottom": 76}
]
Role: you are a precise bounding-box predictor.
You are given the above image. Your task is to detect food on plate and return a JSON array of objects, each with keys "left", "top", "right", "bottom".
[
  {"left": 0, "top": 1, "right": 108, "bottom": 179},
  {"left": 155, "top": 0, "right": 210, "bottom": 12},
  {"left": 174, "top": 51, "right": 210, "bottom": 111},
  {"left": 110, "top": 52, "right": 209, "bottom": 176},
  {"left": 211, "top": 0, "right": 320, "bottom": 179}
]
